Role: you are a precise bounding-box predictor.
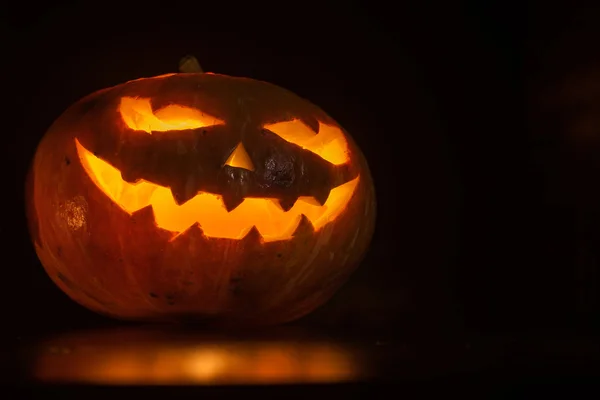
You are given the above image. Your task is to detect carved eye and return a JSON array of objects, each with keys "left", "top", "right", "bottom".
[
  {"left": 263, "top": 119, "right": 350, "bottom": 165},
  {"left": 119, "top": 97, "right": 224, "bottom": 133}
]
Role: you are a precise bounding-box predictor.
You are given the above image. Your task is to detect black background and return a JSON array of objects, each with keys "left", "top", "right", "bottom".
[{"left": 3, "top": 0, "right": 600, "bottom": 388}]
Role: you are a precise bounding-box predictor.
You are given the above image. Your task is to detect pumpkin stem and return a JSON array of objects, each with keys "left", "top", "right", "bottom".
[{"left": 178, "top": 55, "right": 204, "bottom": 73}]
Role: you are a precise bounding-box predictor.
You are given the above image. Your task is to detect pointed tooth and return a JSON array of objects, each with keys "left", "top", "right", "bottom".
[
  {"left": 331, "top": 164, "right": 355, "bottom": 187},
  {"left": 310, "top": 187, "right": 331, "bottom": 206},
  {"left": 170, "top": 188, "right": 190, "bottom": 206},
  {"left": 241, "top": 226, "right": 263, "bottom": 244},
  {"left": 293, "top": 214, "right": 315, "bottom": 237},
  {"left": 174, "top": 222, "right": 205, "bottom": 240},
  {"left": 221, "top": 192, "right": 245, "bottom": 212},
  {"left": 130, "top": 205, "right": 175, "bottom": 240},
  {"left": 128, "top": 205, "right": 177, "bottom": 241},
  {"left": 277, "top": 195, "right": 299, "bottom": 212},
  {"left": 182, "top": 222, "right": 205, "bottom": 236},
  {"left": 131, "top": 205, "right": 156, "bottom": 225},
  {"left": 168, "top": 222, "right": 207, "bottom": 244},
  {"left": 170, "top": 180, "right": 197, "bottom": 206},
  {"left": 120, "top": 169, "right": 142, "bottom": 184}
]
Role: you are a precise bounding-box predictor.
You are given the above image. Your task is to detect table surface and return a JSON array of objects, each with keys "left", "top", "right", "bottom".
[{"left": 3, "top": 325, "right": 600, "bottom": 394}]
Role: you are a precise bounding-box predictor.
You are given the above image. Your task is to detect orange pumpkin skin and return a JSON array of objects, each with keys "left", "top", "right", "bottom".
[{"left": 27, "top": 72, "right": 376, "bottom": 326}]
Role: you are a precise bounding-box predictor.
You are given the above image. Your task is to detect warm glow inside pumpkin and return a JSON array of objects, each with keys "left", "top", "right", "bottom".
[{"left": 74, "top": 96, "right": 359, "bottom": 241}]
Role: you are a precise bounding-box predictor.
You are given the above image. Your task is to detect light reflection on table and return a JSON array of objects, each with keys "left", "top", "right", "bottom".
[{"left": 30, "top": 326, "right": 368, "bottom": 385}]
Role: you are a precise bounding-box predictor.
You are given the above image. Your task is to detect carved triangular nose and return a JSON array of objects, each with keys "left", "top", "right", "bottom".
[{"left": 224, "top": 142, "right": 255, "bottom": 171}]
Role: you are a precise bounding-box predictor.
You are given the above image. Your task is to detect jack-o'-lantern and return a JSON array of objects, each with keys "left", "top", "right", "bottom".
[{"left": 26, "top": 56, "right": 376, "bottom": 326}]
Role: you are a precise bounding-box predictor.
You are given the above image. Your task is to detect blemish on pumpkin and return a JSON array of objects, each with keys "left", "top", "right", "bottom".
[
  {"left": 64, "top": 156, "right": 70, "bottom": 166},
  {"left": 82, "top": 290, "right": 108, "bottom": 306},
  {"left": 149, "top": 292, "right": 159, "bottom": 298},
  {"left": 168, "top": 300, "right": 176, "bottom": 305},
  {"left": 56, "top": 272, "right": 72, "bottom": 287},
  {"left": 230, "top": 275, "right": 243, "bottom": 295},
  {"left": 58, "top": 196, "right": 88, "bottom": 231},
  {"left": 350, "top": 229, "right": 360, "bottom": 248},
  {"left": 277, "top": 253, "right": 283, "bottom": 258}
]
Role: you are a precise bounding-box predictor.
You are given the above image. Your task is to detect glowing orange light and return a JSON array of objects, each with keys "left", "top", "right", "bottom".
[
  {"left": 224, "top": 143, "right": 255, "bottom": 171},
  {"left": 264, "top": 119, "right": 350, "bottom": 165},
  {"left": 119, "top": 97, "right": 224, "bottom": 133},
  {"left": 33, "top": 339, "right": 360, "bottom": 385},
  {"left": 75, "top": 140, "right": 358, "bottom": 241}
]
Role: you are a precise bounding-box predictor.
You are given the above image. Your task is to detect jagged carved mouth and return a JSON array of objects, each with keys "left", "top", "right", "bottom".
[{"left": 75, "top": 139, "right": 359, "bottom": 242}]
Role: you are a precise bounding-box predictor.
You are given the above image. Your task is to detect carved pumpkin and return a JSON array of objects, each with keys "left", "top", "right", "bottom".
[{"left": 27, "top": 57, "right": 376, "bottom": 326}]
